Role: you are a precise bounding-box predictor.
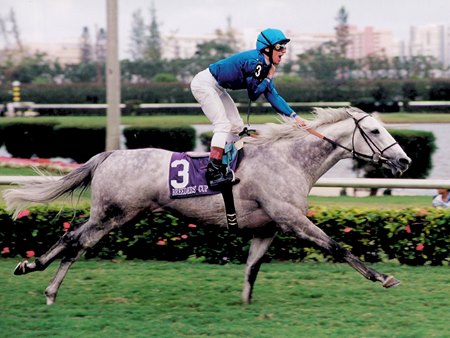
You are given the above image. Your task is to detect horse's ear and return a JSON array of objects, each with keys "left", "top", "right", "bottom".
[{"left": 345, "top": 106, "right": 366, "bottom": 118}]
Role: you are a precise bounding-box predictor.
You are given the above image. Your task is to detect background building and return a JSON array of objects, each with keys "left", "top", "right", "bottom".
[
  {"left": 346, "top": 26, "right": 397, "bottom": 59},
  {"left": 4, "top": 23, "right": 450, "bottom": 68},
  {"left": 409, "top": 24, "right": 449, "bottom": 66}
]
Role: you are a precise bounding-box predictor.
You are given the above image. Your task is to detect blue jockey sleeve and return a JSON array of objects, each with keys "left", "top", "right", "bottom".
[
  {"left": 264, "top": 80, "right": 295, "bottom": 117},
  {"left": 246, "top": 76, "right": 270, "bottom": 101}
]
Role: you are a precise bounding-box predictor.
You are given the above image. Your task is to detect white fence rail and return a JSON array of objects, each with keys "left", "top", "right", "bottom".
[
  {"left": 1, "top": 176, "right": 449, "bottom": 189},
  {"left": 315, "top": 178, "right": 450, "bottom": 189},
  {"left": 6, "top": 101, "right": 450, "bottom": 115},
  {"left": 12, "top": 102, "right": 351, "bottom": 110}
]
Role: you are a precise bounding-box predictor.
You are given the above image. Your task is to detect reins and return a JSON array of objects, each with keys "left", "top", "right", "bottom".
[
  {"left": 242, "top": 106, "right": 396, "bottom": 165},
  {"left": 302, "top": 112, "right": 398, "bottom": 165}
]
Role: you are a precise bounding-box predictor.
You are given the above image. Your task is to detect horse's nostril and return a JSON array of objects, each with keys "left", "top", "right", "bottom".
[{"left": 399, "top": 157, "right": 411, "bottom": 165}]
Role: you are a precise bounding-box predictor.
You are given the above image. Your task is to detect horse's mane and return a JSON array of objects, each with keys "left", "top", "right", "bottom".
[{"left": 245, "top": 107, "right": 351, "bottom": 145}]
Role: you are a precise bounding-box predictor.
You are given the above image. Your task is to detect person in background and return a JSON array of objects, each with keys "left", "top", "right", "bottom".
[
  {"left": 431, "top": 188, "right": 450, "bottom": 208},
  {"left": 190, "top": 28, "right": 304, "bottom": 190}
]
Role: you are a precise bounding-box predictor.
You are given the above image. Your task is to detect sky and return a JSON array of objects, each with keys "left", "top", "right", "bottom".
[{"left": 2, "top": 0, "right": 450, "bottom": 59}]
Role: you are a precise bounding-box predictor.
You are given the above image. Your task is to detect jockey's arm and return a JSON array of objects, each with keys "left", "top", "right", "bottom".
[
  {"left": 264, "top": 82, "right": 306, "bottom": 125},
  {"left": 246, "top": 76, "right": 271, "bottom": 101}
]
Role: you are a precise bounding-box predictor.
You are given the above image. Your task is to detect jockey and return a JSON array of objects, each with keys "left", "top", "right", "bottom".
[{"left": 191, "top": 28, "right": 303, "bottom": 190}]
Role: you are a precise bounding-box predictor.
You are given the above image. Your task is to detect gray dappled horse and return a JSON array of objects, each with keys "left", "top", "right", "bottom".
[{"left": 4, "top": 107, "right": 411, "bottom": 305}]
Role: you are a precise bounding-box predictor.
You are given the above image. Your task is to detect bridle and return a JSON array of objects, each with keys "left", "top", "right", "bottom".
[{"left": 305, "top": 112, "right": 398, "bottom": 165}]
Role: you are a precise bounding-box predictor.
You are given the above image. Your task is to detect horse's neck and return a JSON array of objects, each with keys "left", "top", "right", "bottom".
[{"left": 292, "top": 120, "right": 352, "bottom": 184}]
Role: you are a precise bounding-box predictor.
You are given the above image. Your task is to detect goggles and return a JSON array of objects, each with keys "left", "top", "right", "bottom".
[{"left": 274, "top": 43, "right": 287, "bottom": 51}]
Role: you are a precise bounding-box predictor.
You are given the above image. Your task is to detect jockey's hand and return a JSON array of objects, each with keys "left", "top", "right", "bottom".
[{"left": 293, "top": 114, "right": 306, "bottom": 127}]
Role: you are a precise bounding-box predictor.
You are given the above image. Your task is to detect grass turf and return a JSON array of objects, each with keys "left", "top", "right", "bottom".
[{"left": 0, "top": 259, "right": 448, "bottom": 337}]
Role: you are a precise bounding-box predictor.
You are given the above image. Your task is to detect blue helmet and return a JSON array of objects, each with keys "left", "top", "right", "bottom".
[{"left": 256, "top": 28, "right": 290, "bottom": 51}]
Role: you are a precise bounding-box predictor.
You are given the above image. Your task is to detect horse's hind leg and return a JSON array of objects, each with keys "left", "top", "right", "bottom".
[
  {"left": 43, "top": 221, "right": 109, "bottom": 305},
  {"left": 242, "top": 224, "right": 277, "bottom": 304},
  {"left": 44, "top": 251, "right": 84, "bottom": 305},
  {"left": 44, "top": 207, "right": 143, "bottom": 305},
  {"left": 14, "top": 231, "right": 76, "bottom": 275}
]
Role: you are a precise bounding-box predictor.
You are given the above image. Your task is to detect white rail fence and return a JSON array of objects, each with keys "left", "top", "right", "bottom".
[
  {"left": 9, "top": 101, "right": 450, "bottom": 112},
  {"left": 11, "top": 102, "right": 350, "bottom": 111},
  {"left": 1, "top": 176, "right": 449, "bottom": 189}
]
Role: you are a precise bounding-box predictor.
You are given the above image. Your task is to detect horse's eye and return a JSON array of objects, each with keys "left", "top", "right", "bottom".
[{"left": 371, "top": 129, "right": 380, "bottom": 135}]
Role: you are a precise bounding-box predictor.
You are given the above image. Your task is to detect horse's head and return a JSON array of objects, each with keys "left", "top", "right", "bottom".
[{"left": 345, "top": 107, "right": 411, "bottom": 177}]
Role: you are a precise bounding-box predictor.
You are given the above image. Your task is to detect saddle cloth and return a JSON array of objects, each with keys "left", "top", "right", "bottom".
[{"left": 169, "top": 142, "right": 241, "bottom": 199}]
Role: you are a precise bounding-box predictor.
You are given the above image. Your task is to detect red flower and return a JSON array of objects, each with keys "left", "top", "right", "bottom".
[
  {"left": 1, "top": 247, "right": 10, "bottom": 254},
  {"left": 188, "top": 224, "right": 197, "bottom": 228},
  {"left": 17, "top": 210, "right": 30, "bottom": 219},
  {"left": 416, "top": 243, "right": 424, "bottom": 251},
  {"left": 26, "top": 250, "right": 35, "bottom": 258},
  {"left": 405, "top": 224, "right": 412, "bottom": 233},
  {"left": 181, "top": 234, "right": 188, "bottom": 239},
  {"left": 344, "top": 227, "right": 352, "bottom": 233},
  {"left": 307, "top": 210, "right": 318, "bottom": 217},
  {"left": 63, "top": 222, "right": 71, "bottom": 232},
  {"left": 157, "top": 240, "right": 166, "bottom": 246}
]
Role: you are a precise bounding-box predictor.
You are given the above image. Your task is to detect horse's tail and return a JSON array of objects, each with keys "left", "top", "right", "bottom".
[{"left": 3, "top": 151, "right": 113, "bottom": 219}]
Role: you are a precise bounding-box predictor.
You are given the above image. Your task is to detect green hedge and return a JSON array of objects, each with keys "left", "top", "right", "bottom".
[
  {"left": 52, "top": 126, "right": 106, "bottom": 163},
  {"left": 355, "top": 129, "right": 436, "bottom": 180},
  {"left": 0, "top": 123, "right": 196, "bottom": 162},
  {"left": 1, "top": 121, "right": 58, "bottom": 158},
  {"left": 1, "top": 206, "right": 448, "bottom": 266},
  {"left": 2, "top": 79, "right": 450, "bottom": 114},
  {"left": 123, "top": 126, "right": 196, "bottom": 152}
]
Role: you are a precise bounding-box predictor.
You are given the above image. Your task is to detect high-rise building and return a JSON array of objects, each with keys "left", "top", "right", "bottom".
[
  {"left": 409, "top": 24, "right": 449, "bottom": 66},
  {"left": 346, "top": 26, "right": 396, "bottom": 59}
]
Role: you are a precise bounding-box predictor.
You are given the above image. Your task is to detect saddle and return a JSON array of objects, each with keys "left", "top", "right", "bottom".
[{"left": 168, "top": 140, "right": 244, "bottom": 227}]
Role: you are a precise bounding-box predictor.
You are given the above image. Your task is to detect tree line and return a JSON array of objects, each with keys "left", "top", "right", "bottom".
[{"left": 0, "top": 6, "right": 447, "bottom": 86}]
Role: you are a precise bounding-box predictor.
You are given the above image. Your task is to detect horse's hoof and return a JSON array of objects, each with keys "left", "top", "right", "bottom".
[
  {"left": 13, "top": 261, "right": 28, "bottom": 275},
  {"left": 383, "top": 275, "right": 400, "bottom": 288}
]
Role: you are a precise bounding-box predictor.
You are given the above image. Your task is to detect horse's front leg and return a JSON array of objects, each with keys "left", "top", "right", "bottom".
[
  {"left": 288, "top": 215, "right": 400, "bottom": 288},
  {"left": 242, "top": 224, "right": 277, "bottom": 304},
  {"left": 14, "top": 231, "right": 75, "bottom": 275}
]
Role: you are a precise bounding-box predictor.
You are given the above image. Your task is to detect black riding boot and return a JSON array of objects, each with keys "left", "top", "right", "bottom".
[{"left": 206, "top": 159, "right": 239, "bottom": 190}]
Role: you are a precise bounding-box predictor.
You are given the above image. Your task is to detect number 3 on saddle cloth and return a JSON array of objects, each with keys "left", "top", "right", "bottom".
[{"left": 169, "top": 141, "right": 243, "bottom": 199}]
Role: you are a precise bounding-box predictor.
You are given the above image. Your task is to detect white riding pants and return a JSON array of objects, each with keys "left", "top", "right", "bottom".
[{"left": 191, "top": 68, "right": 244, "bottom": 149}]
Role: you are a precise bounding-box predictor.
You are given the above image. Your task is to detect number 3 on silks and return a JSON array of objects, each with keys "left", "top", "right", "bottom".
[{"left": 170, "top": 159, "right": 190, "bottom": 188}]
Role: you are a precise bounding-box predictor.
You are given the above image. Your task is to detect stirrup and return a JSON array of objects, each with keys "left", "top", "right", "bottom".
[{"left": 207, "top": 167, "right": 239, "bottom": 190}]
